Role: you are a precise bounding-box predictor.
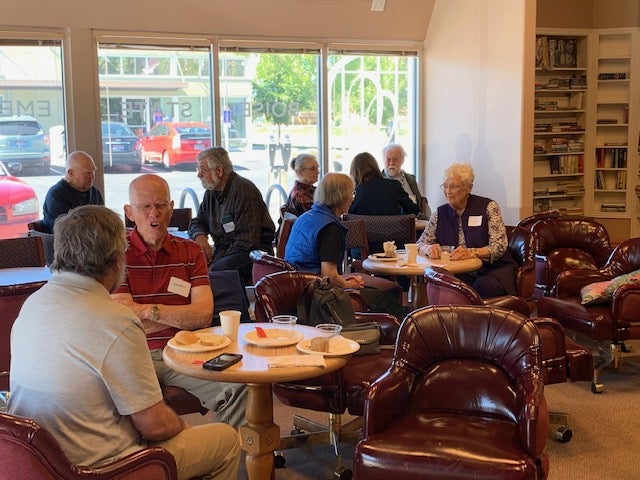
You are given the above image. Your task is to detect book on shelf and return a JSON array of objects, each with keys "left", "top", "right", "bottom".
[
  {"left": 597, "top": 119, "right": 618, "bottom": 124},
  {"left": 600, "top": 202, "right": 626, "bottom": 213},
  {"left": 596, "top": 147, "right": 627, "bottom": 168},
  {"left": 548, "top": 154, "right": 584, "bottom": 175},
  {"left": 617, "top": 170, "right": 627, "bottom": 190},
  {"left": 598, "top": 72, "right": 627, "bottom": 80},
  {"left": 536, "top": 36, "right": 578, "bottom": 69}
]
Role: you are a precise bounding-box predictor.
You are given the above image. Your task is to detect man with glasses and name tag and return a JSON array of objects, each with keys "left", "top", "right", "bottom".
[{"left": 189, "top": 147, "right": 275, "bottom": 285}]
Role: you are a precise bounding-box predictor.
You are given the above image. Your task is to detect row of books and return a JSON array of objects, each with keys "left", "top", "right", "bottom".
[
  {"left": 534, "top": 182, "right": 584, "bottom": 197},
  {"left": 535, "top": 122, "right": 582, "bottom": 133},
  {"left": 549, "top": 154, "right": 584, "bottom": 174},
  {"left": 534, "top": 198, "right": 584, "bottom": 216},
  {"left": 600, "top": 202, "right": 626, "bottom": 213},
  {"left": 598, "top": 72, "right": 627, "bottom": 80},
  {"left": 535, "top": 75, "right": 586, "bottom": 89},
  {"left": 596, "top": 147, "right": 627, "bottom": 168},
  {"left": 595, "top": 170, "right": 626, "bottom": 190}
]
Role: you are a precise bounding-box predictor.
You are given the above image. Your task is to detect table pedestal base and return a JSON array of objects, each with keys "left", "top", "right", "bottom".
[{"left": 239, "top": 383, "right": 280, "bottom": 480}]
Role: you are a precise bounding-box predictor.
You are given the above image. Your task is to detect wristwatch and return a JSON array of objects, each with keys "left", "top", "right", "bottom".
[{"left": 150, "top": 305, "right": 160, "bottom": 322}]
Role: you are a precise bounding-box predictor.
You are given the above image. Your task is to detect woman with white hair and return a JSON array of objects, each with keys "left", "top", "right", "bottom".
[{"left": 417, "top": 162, "right": 516, "bottom": 298}]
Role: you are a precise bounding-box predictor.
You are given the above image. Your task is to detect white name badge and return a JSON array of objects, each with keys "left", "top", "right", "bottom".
[
  {"left": 223, "top": 220, "right": 235, "bottom": 233},
  {"left": 468, "top": 215, "right": 483, "bottom": 227},
  {"left": 168, "top": 276, "right": 191, "bottom": 298}
]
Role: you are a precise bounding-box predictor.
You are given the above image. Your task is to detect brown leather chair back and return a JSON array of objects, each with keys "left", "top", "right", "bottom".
[
  {"left": 343, "top": 213, "right": 415, "bottom": 253},
  {"left": 355, "top": 305, "right": 548, "bottom": 480},
  {"left": 0, "top": 412, "right": 177, "bottom": 479},
  {"left": 254, "top": 270, "right": 319, "bottom": 322},
  {"left": 532, "top": 217, "right": 612, "bottom": 297}
]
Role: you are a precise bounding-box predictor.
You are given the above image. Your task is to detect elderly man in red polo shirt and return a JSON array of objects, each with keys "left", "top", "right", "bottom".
[{"left": 112, "top": 173, "right": 247, "bottom": 428}]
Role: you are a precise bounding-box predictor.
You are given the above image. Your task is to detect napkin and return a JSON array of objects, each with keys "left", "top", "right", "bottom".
[{"left": 267, "top": 355, "right": 326, "bottom": 368}]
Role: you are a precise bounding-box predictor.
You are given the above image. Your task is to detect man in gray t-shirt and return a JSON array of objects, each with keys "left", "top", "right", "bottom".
[{"left": 9, "top": 205, "right": 240, "bottom": 479}]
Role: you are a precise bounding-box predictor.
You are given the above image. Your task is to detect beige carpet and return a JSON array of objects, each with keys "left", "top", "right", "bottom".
[{"left": 185, "top": 338, "right": 640, "bottom": 479}]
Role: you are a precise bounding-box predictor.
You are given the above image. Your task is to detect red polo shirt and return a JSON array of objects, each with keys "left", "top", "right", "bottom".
[{"left": 114, "top": 228, "right": 210, "bottom": 349}]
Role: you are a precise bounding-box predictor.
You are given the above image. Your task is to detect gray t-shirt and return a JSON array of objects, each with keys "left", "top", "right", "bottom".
[{"left": 9, "top": 271, "right": 163, "bottom": 467}]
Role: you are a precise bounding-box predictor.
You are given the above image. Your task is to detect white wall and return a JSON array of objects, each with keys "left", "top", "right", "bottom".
[{"left": 424, "top": 0, "right": 535, "bottom": 225}]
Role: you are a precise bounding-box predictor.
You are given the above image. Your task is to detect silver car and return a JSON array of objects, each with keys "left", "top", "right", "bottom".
[{"left": 0, "top": 116, "right": 50, "bottom": 175}]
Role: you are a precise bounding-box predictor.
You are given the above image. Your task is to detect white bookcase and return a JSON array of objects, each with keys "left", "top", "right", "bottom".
[{"left": 533, "top": 28, "right": 640, "bottom": 240}]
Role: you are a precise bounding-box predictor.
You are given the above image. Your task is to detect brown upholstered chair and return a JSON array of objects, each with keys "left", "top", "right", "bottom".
[
  {"left": 531, "top": 217, "right": 612, "bottom": 298},
  {"left": 253, "top": 270, "right": 400, "bottom": 477},
  {"left": 0, "top": 236, "right": 45, "bottom": 269},
  {"left": 342, "top": 213, "right": 416, "bottom": 254},
  {"left": 354, "top": 305, "right": 549, "bottom": 480},
  {"left": 275, "top": 218, "right": 295, "bottom": 258},
  {"left": 27, "top": 220, "right": 56, "bottom": 266},
  {"left": 0, "top": 281, "right": 46, "bottom": 391},
  {"left": 0, "top": 412, "right": 177, "bottom": 479},
  {"left": 507, "top": 225, "right": 536, "bottom": 306},
  {"left": 537, "top": 237, "right": 640, "bottom": 393}
]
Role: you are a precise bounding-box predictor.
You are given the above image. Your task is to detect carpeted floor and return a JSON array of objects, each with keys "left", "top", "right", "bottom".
[{"left": 186, "top": 337, "right": 640, "bottom": 480}]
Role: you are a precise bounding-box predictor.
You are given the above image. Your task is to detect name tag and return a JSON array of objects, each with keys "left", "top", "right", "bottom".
[
  {"left": 168, "top": 276, "right": 191, "bottom": 298},
  {"left": 222, "top": 214, "right": 235, "bottom": 233},
  {"left": 468, "top": 215, "right": 483, "bottom": 227}
]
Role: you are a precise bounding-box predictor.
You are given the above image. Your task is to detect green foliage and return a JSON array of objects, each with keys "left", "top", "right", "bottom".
[{"left": 252, "top": 53, "right": 318, "bottom": 126}]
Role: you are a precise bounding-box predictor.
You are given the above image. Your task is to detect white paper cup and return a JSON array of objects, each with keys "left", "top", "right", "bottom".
[
  {"left": 220, "top": 310, "right": 241, "bottom": 339},
  {"left": 405, "top": 243, "right": 419, "bottom": 264},
  {"left": 441, "top": 245, "right": 454, "bottom": 261},
  {"left": 271, "top": 314, "right": 297, "bottom": 331}
]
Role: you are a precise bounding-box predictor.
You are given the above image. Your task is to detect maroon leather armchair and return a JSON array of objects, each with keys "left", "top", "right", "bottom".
[
  {"left": 531, "top": 217, "right": 612, "bottom": 298},
  {"left": 0, "top": 412, "right": 177, "bottom": 480},
  {"left": 253, "top": 270, "right": 401, "bottom": 476},
  {"left": 537, "top": 237, "right": 640, "bottom": 393},
  {"left": 250, "top": 249, "right": 295, "bottom": 285},
  {"left": 424, "top": 266, "right": 593, "bottom": 386},
  {"left": 354, "top": 305, "right": 549, "bottom": 480}
]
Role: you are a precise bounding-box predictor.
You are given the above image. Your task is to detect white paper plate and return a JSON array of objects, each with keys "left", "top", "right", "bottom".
[
  {"left": 167, "top": 334, "right": 231, "bottom": 352},
  {"left": 296, "top": 337, "right": 360, "bottom": 356},
  {"left": 368, "top": 254, "right": 397, "bottom": 262},
  {"left": 244, "top": 328, "right": 304, "bottom": 347}
]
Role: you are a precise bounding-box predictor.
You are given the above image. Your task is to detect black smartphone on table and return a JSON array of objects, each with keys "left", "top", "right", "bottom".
[{"left": 202, "top": 353, "right": 243, "bottom": 371}]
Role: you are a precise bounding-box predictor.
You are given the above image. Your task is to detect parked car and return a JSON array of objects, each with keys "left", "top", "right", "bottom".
[
  {"left": 101, "top": 121, "right": 142, "bottom": 172},
  {"left": 0, "top": 162, "right": 39, "bottom": 239},
  {"left": 139, "top": 122, "right": 212, "bottom": 170},
  {"left": 0, "top": 115, "right": 50, "bottom": 175}
]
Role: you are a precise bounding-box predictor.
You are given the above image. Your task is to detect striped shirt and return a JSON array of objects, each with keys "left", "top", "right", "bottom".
[{"left": 114, "top": 228, "right": 210, "bottom": 349}]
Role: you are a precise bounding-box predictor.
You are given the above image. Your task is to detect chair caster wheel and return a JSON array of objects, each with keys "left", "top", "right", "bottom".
[
  {"left": 291, "top": 427, "right": 305, "bottom": 436},
  {"left": 553, "top": 426, "right": 572, "bottom": 443},
  {"left": 621, "top": 342, "right": 631, "bottom": 353},
  {"left": 333, "top": 468, "right": 353, "bottom": 480},
  {"left": 274, "top": 451, "right": 286, "bottom": 469},
  {"left": 591, "top": 381, "right": 604, "bottom": 394}
]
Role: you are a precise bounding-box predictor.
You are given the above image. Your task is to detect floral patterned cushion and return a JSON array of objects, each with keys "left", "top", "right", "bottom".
[{"left": 580, "top": 269, "right": 640, "bottom": 305}]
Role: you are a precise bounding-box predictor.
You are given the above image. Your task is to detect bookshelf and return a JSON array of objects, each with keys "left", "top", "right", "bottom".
[
  {"left": 591, "top": 30, "right": 635, "bottom": 219},
  {"left": 533, "top": 31, "right": 588, "bottom": 216},
  {"left": 533, "top": 28, "right": 639, "bottom": 239}
]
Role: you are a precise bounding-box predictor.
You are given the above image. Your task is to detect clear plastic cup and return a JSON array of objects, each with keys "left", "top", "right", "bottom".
[
  {"left": 271, "top": 314, "right": 298, "bottom": 331},
  {"left": 315, "top": 323, "right": 342, "bottom": 337}
]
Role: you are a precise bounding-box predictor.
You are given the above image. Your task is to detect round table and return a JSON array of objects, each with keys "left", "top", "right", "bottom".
[
  {"left": 362, "top": 254, "right": 482, "bottom": 307},
  {"left": 163, "top": 323, "right": 351, "bottom": 480}
]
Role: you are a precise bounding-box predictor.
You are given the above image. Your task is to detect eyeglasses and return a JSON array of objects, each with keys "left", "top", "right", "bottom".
[
  {"left": 303, "top": 165, "right": 319, "bottom": 172},
  {"left": 196, "top": 165, "right": 211, "bottom": 174},
  {"left": 132, "top": 203, "right": 172, "bottom": 213},
  {"left": 440, "top": 184, "right": 465, "bottom": 191}
]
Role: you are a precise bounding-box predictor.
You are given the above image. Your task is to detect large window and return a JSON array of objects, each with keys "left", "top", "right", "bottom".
[
  {"left": 0, "top": 39, "right": 65, "bottom": 239},
  {"left": 0, "top": 32, "right": 420, "bottom": 236}
]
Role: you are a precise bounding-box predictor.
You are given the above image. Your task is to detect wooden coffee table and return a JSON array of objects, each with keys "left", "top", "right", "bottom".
[{"left": 163, "top": 323, "right": 352, "bottom": 480}]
